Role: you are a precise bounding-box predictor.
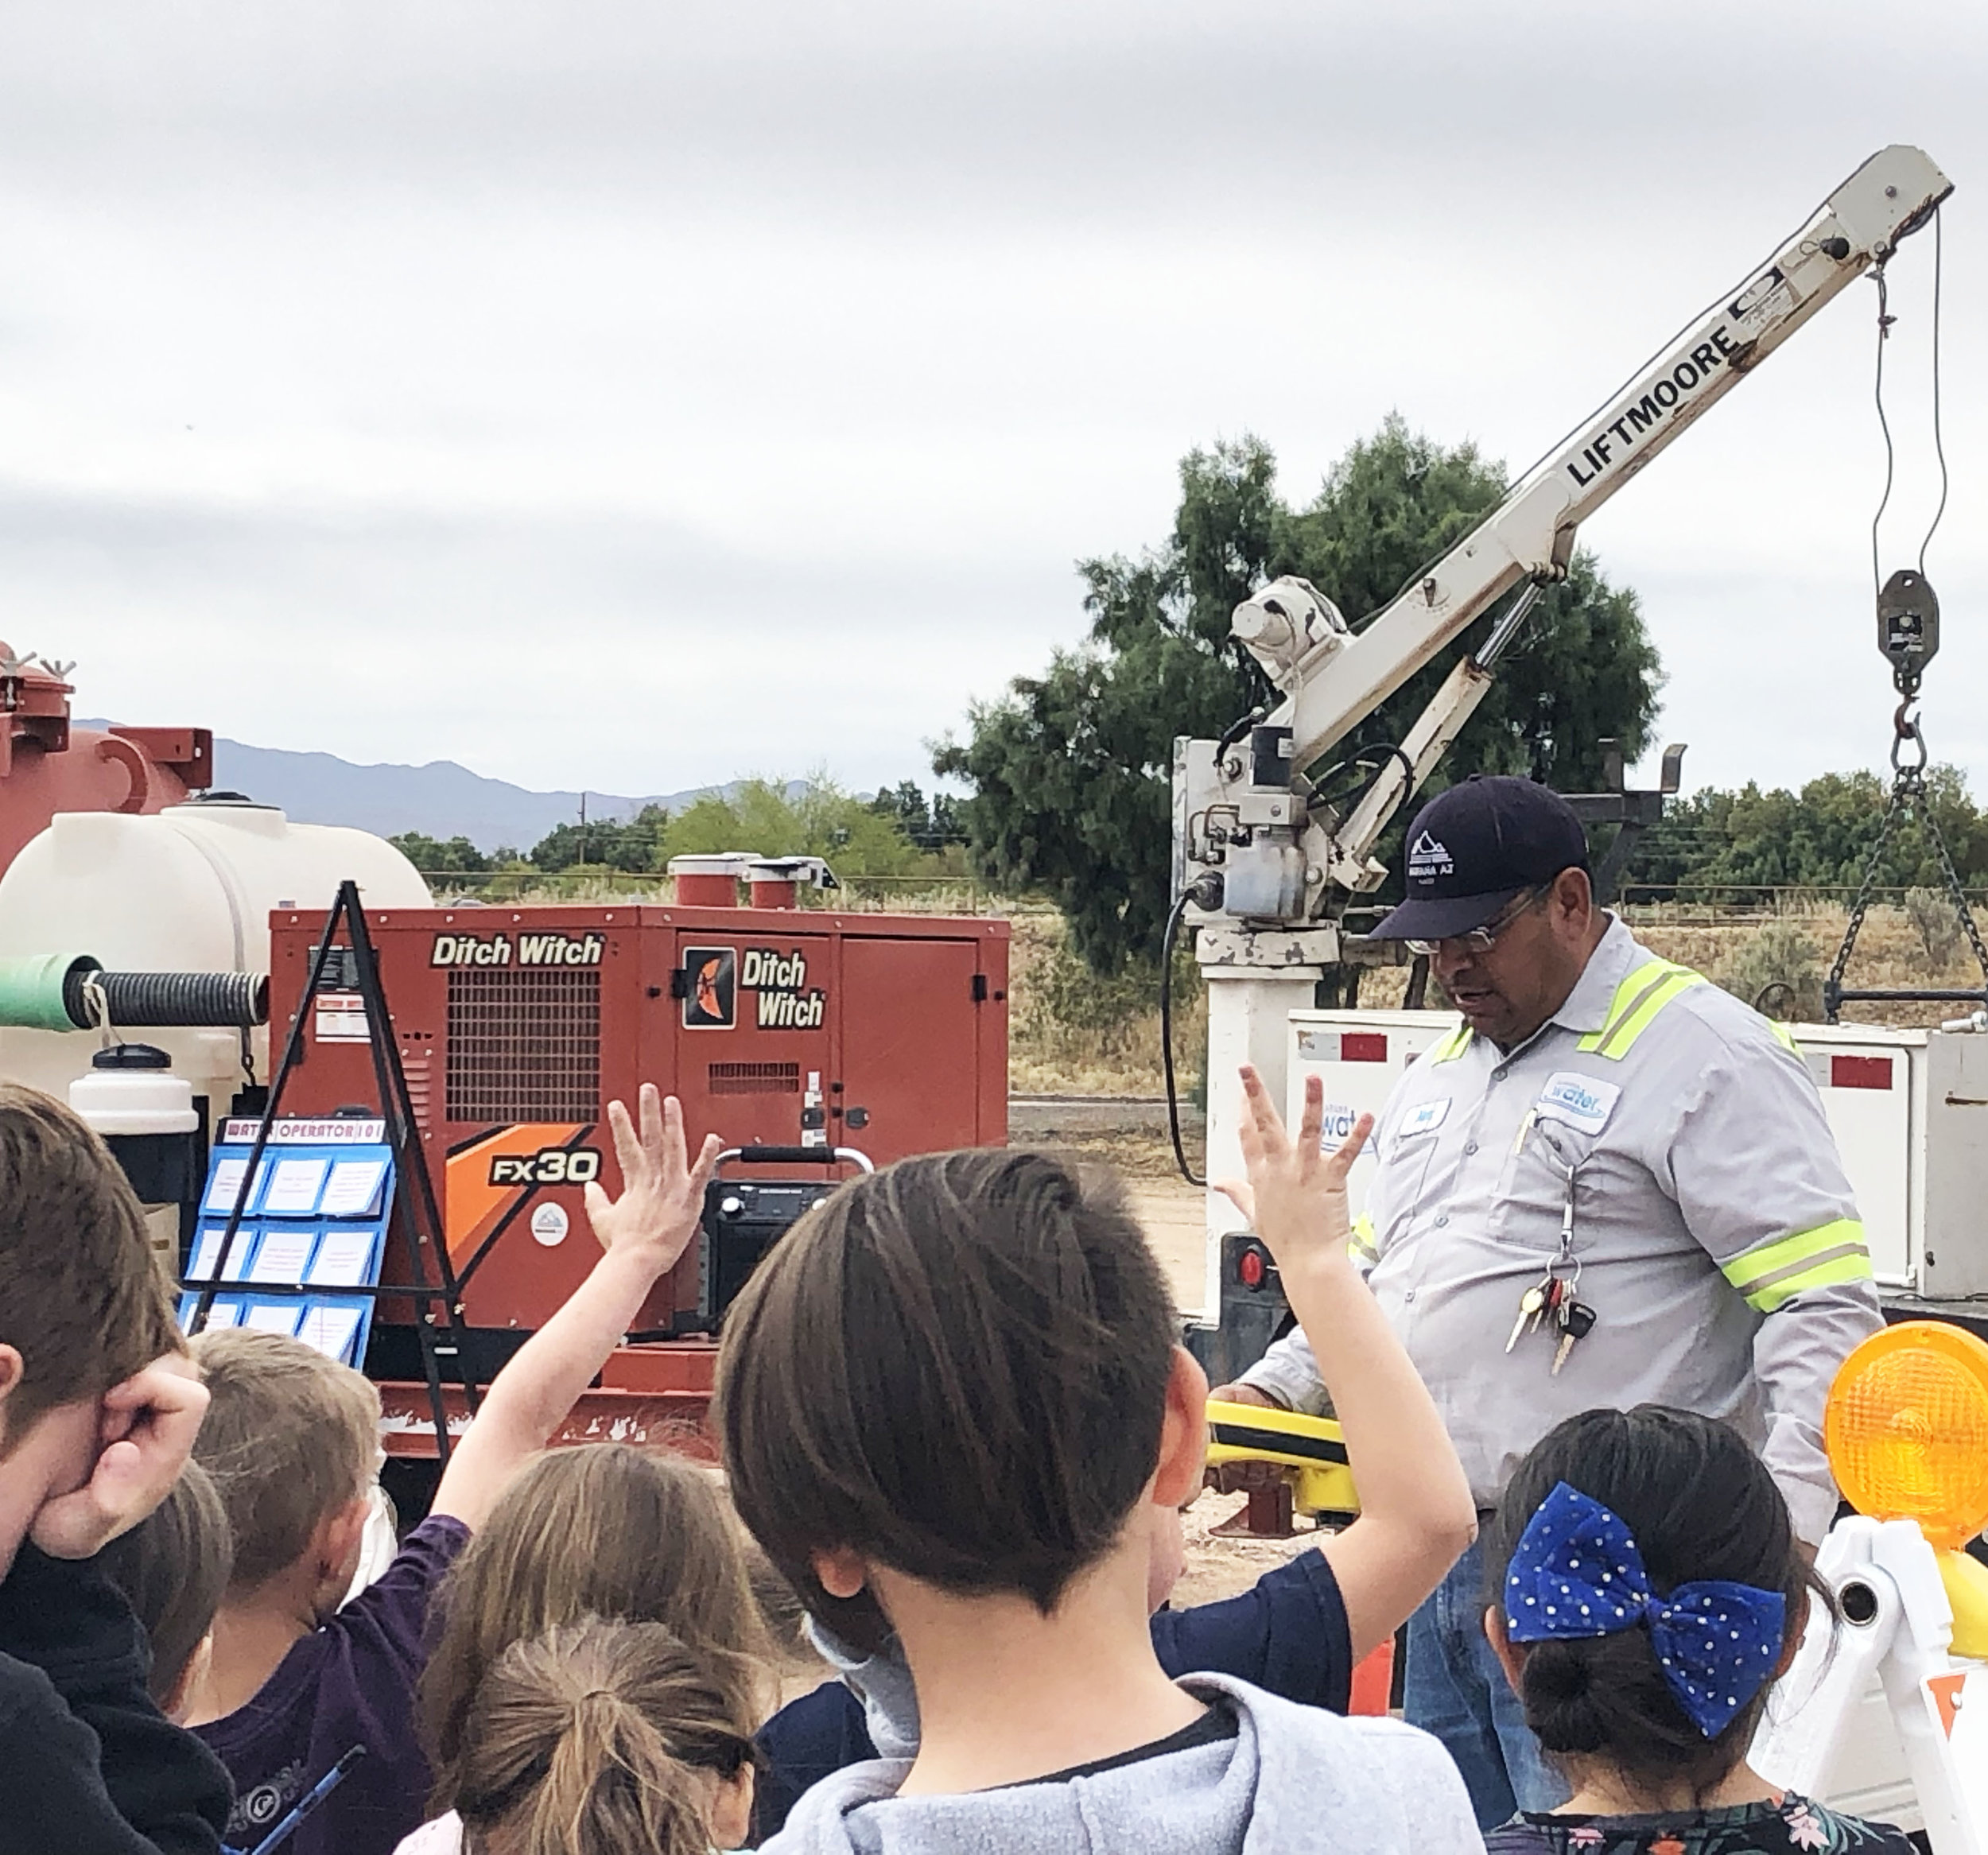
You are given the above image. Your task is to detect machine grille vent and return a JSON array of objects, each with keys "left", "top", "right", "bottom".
[
  {"left": 445, "top": 970, "right": 601, "bottom": 1123},
  {"left": 708, "top": 1061, "right": 801, "bottom": 1096}
]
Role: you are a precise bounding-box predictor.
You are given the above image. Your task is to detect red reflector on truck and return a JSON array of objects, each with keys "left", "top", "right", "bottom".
[
  {"left": 1831, "top": 1054, "right": 1893, "bottom": 1091},
  {"left": 1341, "top": 1032, "right": 1388, "bottom": 1063}
]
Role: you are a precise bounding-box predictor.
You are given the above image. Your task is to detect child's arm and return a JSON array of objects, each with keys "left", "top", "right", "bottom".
[
  {"left": 430, "top": 1085, "right": 721, "bottom": 1531},
  {"left": 1220, "top": 1065, "right": 1477, "bottom": 1663}
]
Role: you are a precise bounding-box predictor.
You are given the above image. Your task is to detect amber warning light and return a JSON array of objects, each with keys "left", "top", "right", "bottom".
[{"left": 1825, "top": 1320, "right": 1988, "bottom": 1657}]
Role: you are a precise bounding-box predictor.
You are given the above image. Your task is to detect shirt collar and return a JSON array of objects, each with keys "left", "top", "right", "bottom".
[{"left": 1548, "top": 914, "right": 1640, "bottom": 1038}]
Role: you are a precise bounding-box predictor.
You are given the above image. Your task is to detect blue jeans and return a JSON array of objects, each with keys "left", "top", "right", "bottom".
[{"left": 1404, "top": 1536, "right": 1570, "bottom": 1830}]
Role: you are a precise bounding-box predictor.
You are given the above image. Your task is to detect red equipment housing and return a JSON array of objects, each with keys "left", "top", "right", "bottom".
[
  {"left": 0, "top": 646, "right": 212, "bottom": 877},
  {"left": 267, "top": 899, "right": 1009, "bottom": 1345}
]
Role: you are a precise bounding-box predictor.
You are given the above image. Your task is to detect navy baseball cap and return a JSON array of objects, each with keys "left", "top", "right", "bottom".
[{"left": 1369, "top": 775, "right": 1591, "bottom": 942}]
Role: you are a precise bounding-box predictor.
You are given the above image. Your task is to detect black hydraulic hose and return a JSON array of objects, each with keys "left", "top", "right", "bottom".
[
  {"left": 1161, "top": 882, "right": 1219, "bottom": 1187},
  {"left": 64, "top": 968, "right": 269, "bottom": 1030}
]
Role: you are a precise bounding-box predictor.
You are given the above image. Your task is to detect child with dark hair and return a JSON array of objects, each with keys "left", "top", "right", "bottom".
[
  {"left": 1481, "top": 1405, "right": 1913, "bottom": 1853},
  {"left": 718, "top": 1069, "right": 1481, "bottom": 1853},
  {"left": 98, "top": 1458, "right": 233, "bottom": 1722}
]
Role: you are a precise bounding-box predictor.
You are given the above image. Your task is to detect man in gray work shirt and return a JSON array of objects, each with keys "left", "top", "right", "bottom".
[{"left": 1215, "top": 775, "right": 1880, "bottom": 1831}]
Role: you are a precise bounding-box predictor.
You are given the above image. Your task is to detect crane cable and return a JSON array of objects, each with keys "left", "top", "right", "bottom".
[{"left": 1825, "top": 209, "right": 1986, "bottom": 1022}]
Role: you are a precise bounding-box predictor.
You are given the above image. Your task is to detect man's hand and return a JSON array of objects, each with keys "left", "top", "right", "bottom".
[
  {"left": 30, "top": 1356, "right": 209, "bottom": 1559},
  {"left": 583, "top": 1085, "right": 724, "bottom": 1278},
  {"left": 1206, "top": 1383, "right": 1284, "bottom": 1411},
  {"left": 1217, "top": 1066, "right": 1372, "bottom": 1279}
]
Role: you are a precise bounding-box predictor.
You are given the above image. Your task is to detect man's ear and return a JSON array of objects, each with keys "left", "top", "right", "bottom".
[
  {"left": 1549, "top": 866, "right": 1594, "bottom": 934},
  {"left": 810, "top": 1546, "right": 868, "bottom": 1601},
  {"left": 0, "top": 1345, "right": 22, "bottom": 1406},
  {"left": 1151, "top": 1346, "right": 1209, "bottom": 1512},
  {"left": 1483, "top": 1604, "right": 1526, "bottom": 1698}
]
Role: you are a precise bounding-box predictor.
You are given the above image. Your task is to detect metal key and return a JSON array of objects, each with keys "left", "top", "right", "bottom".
[
  {"left": 1507, "top": 1282, "right": 1548, "bottom": 1352},
  {"left": 1535, "top": 1275, "right": 1565, "bottom": 1333},
  {"left": 1551, "top": 1301, "right": 1597, "bottom": 1376}
]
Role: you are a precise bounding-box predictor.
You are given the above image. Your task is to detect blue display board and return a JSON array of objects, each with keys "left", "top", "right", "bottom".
[{"left": 180, "top": 1117, "right": 394, "bottom": 1368}]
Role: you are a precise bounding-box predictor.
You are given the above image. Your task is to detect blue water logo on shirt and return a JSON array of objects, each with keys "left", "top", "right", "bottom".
[{"left": 1536, "top": 1072, "right": 1621, "bottom": 1135}]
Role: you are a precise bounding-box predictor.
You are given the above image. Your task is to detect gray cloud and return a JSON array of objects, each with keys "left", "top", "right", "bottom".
[{"left": 0, "top": 0, "right": 1982, "bottom": 804}]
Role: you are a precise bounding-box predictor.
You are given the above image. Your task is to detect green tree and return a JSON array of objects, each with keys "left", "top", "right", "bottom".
[
  {"left": 1632, "top": 766, "right": 1988, "bottom": 898},
  {"left": 937, "top": 418, "right": 1664, "bottom": 970},
  {"left": 529, "top": 803, "right": 669, "bottom": 873},
  {"left": 388, "top": 832, "right": 493, "bottom": 873}
]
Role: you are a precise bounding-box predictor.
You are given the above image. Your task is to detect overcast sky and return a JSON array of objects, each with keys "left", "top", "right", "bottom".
[{"left": 2, "top": 1, "right": 1984, "bottom": 805}]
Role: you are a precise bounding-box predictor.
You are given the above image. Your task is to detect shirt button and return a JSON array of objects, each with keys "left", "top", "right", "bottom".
[
  {"left": 1492, "top": 1066, "right": 1508, "bottom": 1081},
  {"left": 1464, "top": 1141, "right": 1479, "bottom": 1155},
  {"left": 1435, "top": 1214, "right": 1450, "bottom": 1228},
  {"left": 1404, "top": 1288, "right": 1418, "bottom": 1303}
]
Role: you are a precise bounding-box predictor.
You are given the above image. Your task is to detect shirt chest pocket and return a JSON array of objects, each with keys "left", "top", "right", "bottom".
[{"left": 1490, "top": 1088, "right": 1622, "bottom": 1252}]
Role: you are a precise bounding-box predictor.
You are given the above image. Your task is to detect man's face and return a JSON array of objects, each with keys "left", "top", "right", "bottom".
[{"left": 1429, "top": 872, "right": 1595, "bottom": 1050}]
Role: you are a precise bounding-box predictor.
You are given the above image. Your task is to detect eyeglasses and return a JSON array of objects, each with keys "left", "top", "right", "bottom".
[{"left": 1405, "top": 889, "right": 1544, "bottom": 958}]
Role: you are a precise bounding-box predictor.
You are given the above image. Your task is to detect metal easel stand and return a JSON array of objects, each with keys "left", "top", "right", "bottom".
[{"left": 188, "top": 879, "right": 481, "bottom": 1461}]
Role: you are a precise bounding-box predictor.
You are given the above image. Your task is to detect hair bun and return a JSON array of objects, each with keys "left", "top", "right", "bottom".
[
  {"left": 1527, "top": 1645, "right": 1591, "bottom": 1703},
  {"left": 1522, "top": 1640, "right": 1609, "bottom": 1755}
]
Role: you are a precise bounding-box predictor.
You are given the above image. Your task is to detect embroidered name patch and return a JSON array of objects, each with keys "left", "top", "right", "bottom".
[
  {"left": 1536, "top": 1072, "right": 1621, "bottom": 1135},
  {"left": 1396, "top": 1097, "right": 1450, "bottom": 1141}
]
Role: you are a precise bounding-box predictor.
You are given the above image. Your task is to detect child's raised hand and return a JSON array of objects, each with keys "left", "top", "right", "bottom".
[
  {"left": 1215, "top": 1066, "right": 1371, "bottom": 1277},
  {"left": 583, "top": 1085, "right": 723, "bottom": 1278},
  {"left": 30, "top": 1354, "right": 209, "bottom": 1560}
]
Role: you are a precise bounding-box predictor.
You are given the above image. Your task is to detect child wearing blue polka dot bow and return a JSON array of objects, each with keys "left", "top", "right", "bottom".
[{"left": 1477, "top": 1407, "right": 1914, "bottom": 1855}]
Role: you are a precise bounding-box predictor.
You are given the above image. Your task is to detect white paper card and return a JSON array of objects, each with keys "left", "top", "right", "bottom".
[
  {"left": 249, "top": 1228, "right": 317, "bottom": 1284},
  {"left": 203, "top": 1158, "right": 252, "bottom": 1214},
  {"left": 309, "top": 1229, "right": 378, "bottom": 1287},
  {"left": 297, "top": 1306, "right": 363, "bottom": 1363},
  {"left": 262, "top": 1158, "right": 329, "bottom": 1216},
  {"left": 198, "top": 1301, "right": 243, "bottom": 1329},
  {"left": 320, "top": 1159, "right": 387, "bottom": 1218},
  {"left": 244, "top": 1303, "right": 302, "bottom": 1335},
  {"left": 189, "top": 1225, "right": 254, "bottom": 1283}
]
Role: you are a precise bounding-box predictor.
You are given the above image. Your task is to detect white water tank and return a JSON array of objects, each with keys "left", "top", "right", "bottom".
[{"left": 0, "top": 798, "right": 429, "bottom": 1108}]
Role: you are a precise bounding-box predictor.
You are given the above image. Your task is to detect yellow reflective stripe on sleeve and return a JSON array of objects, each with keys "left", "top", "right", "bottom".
[
  {"left": 1431, "top": 1026, "right": 1474, "bottom": 1064},
  {"left": 1576, "top": 960, "right": 1707, "bottom": 1061},
  {"left": 1348, "top": 1213, "right": 1378, "bottom": 1264},
  {"left": 1769, "top": 1020, "right": 1799, "bottom": 1054},
  {"left": 1722, "top": 1217, "right": 1872, "bottom": 1313}
]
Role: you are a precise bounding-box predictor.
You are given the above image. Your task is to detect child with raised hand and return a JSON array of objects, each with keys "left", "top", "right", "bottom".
[
  {"left": 188, "top": 1085, "right": 721, "bottom": 1855},
  {"left": 1480, "top": 1404, "right": 1913, "bottom": 1854},
  {"left": 717, "top": 1073, "right": 1484, "bottom": 1853},
  {"left": 753, "top": 1065, "right": 1481, "bottom": 1837},
  {"left": 1215, "top": 1065, "right": 1480, "bottom": 1668},
  {"left": 453, "top": 1617, "right": 759, "bottom": 1855},
  {"left": 0, "top": 1083, "right": 228, "bottom": 1855},
  {"left": 397, "top": 1442, "right": 769, "bottom": 1854}
]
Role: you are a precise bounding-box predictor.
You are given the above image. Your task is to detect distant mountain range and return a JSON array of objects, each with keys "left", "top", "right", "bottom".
[{"left": 83, "top": 724, "right": 743, "bottom": 852}]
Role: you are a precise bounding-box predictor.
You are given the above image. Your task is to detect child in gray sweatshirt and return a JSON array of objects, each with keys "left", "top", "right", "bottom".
[{"left": 714, "top": 1066, "right": 1484, "bottom": 1854}]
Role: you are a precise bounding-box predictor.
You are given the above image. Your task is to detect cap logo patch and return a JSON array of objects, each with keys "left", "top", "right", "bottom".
[{"left": 1408, "top": 832, "right": 1454, "bottom": 883}]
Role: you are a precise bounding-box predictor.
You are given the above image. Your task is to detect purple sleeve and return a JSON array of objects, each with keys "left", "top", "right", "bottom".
[{"left": 327, "top": 1516, "right": 471, "bottom": 1683}]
